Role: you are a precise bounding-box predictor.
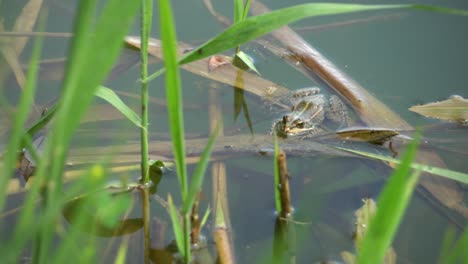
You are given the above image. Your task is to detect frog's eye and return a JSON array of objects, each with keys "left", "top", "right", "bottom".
[{"left": 293, "top": 119, "right": 305, "bottom": 128}]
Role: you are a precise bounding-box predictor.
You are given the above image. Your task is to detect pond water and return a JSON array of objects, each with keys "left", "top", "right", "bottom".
[{"left": 1, "top": 0, "right": 468, "bottom": 263}]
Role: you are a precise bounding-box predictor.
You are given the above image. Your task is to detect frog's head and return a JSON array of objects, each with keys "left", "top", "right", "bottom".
[
  {"left": 273, "top": 100, "right": 324, "bottom": 138},
  {"left": 273, "top": 115, "right": 309, "bottom": 138}
]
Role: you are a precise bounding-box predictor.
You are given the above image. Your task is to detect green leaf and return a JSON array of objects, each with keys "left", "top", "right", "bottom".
[
  {"left": 167, "top": 195, "right": 185, "bottom": 258},
  {"left": 179, "top": 3, "right": 468, "bottom": 65},
  {"left": 95, "top": 86, "right": 142, "bottom": 128},
  {"left": 182, "top": 126, "right": 219, "bottom": 214},
  {"left": 233, "top": 51, "right": 259, "bottom": 75},
  {"left": 335, "top": 146, "right": 468, "bottom": 184},
  {"left": 357, "top": 135, "right": 421, "bottom": 263}
]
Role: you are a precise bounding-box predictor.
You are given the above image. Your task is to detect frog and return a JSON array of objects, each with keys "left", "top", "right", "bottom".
[{"left": 272, "top": 87, "right": 349, "bottom": 138}]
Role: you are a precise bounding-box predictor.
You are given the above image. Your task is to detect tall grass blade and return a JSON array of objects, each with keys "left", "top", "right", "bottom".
[
  {"left": 335, "top": 146, "right": 468, "bottom": 184},
  {"left": 182, "top": 126, "right": 219, "bottom": 214},
  {"left": 114, "top": 238, "right": 129, "bottom": 264},
  {"left": 4, "top": 0, "right": 140, "bottom": 261},
  {"left": 24, "top": 84, "right": 143, "bottom": 145},
  {"left": 200, "top": 206, "right": 211, "bottom": 230},
  {"left": 179, "top": 3, "right": 468, "bottom": 65},
  {"left": 0, "top": 6, "right": 44, "bottom": 212},
  {"left": 96, "top": 86, "right": 142, "bottom": 128},
  {"left": 158, "top": 0, "right": 187, "bottom": 197},
  {"left": 442, "top": 226, "right": 468, "bottom": 264},
  {"left": 23, "top": 102, "right": 57, "bottom": 141},
  {"left": 158, "top": 0, "right": 192, "bottom": 261},
  {"left": 357, "top": 134, "right": 421, "bottom": 263},
  {"left": 233, "top": 0, "right": 243, "bottom": 23},
  {"left": 242, "top": 0, "right": 251, "bottom": 20},
  {"left": 168, "top": 195, "right": 186, "bottom": 258}
]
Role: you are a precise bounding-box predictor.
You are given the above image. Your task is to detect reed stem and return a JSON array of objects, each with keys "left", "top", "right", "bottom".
[{"left": 140, "top": 0, "right": 153, "bottom": 183}]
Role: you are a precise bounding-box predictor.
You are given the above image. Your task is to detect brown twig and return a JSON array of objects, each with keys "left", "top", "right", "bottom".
[
  {"left": 190, "top": 191, "right": 201, "bottom": 245},
  {"left": 277, "top": 150, "right": 292, "bottom": 217}
]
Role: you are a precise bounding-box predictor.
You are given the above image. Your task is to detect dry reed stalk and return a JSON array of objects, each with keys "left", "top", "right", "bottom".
[
  {"left": 277, "top": 150, "right": 292, "bottom": 217},
  {"left": 214, "top": 227, "right": 235, "bottom": 264}
]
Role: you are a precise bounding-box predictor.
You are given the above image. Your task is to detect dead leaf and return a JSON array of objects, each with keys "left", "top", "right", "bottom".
[
  {"left": 409, "top": 95, "right": 468, "bottom": 124},
  {"left": 12, "top": 0, "right": 44, "bottom": 55},
  {"left": 342, "top": 199, "right": 396, "bottom": 264},
  {"left": 207, "top": 55, "right": 231, "bottom": 71}
]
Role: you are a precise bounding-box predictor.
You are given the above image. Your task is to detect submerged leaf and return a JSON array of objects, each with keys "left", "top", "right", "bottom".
[
  {"left": 336, "top": 127, "right": 399, "bottom": 145},
  {"left": 409, "top": 95, "right": 468, "bottom": 124}
]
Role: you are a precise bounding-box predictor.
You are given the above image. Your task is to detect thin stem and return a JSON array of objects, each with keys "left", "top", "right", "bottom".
[
  {"left": 141, "top": 188, "right": 151, "bottom": 264},
  {"left": 184, "top": 213, "right": 192, "bottom": 262},
  {"left": 140, "top": 0, "right": 153, "bottom": 183}
]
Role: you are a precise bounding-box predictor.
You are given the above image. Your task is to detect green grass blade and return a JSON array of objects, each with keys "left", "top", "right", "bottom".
[
  {"left": 179, "top": 3, "right": 468, "bottom": 65},
  {"left": 182, "top": 127, "right": 219, "bottom": 214},
  {"left": 24, "top": 102, "right": 57, "bottom": 140},
  {"left": 357, "top": 135, "right": 421, "bottom": 264},
  {"left": 142, "top": 67, "right": 165, "bottom": 84},
  {"left": 179, "top": 3, "right": 402, "bottom": 65},
  {"left": 167, "top": 195, "right": 186, "bottom": 258},
  {"left": 233, "top": 0, "right": 243, "bottom": 23},
  {"left": 114, "top": 238, "right": 129, "bottom": 264},
  {"left": 443, "top": 226, "right": 468, "bottom": 264},
  {"left": 411, "top": 4, "right": 468, "bottom": 15},
  {"left": 53, "top": 0, "right": 140, "bottom": 145},
  {"left": 335, "top": 147, "right": 468, "bottom": 184},
  {"left": 200, "top": 206, "right": 211, "bottom": 230},
  {"left": 273, "top": 134, "right": 281, "bottom": 214},
  {"left": 158, "top": 0, "right": 187, "bottom": 198},
  {"left": 25, "top": 84, "right": 144, "bottom": 142},
  {"left": 242, "top": 0, "right": 251, "bottom": 20},
  {"left": 9, "top": 0, "right": 140, "bottom": 261},
  {"left": 96, "top": 86, "right": 142, "bottom": 128},
  {"left": 0, "top": 8, "right": 44, "bottom": 212}
]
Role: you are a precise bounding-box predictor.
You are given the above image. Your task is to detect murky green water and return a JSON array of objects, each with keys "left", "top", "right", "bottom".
[{"left": 1, "top": 0, "right": 468, "bottom": 263}]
